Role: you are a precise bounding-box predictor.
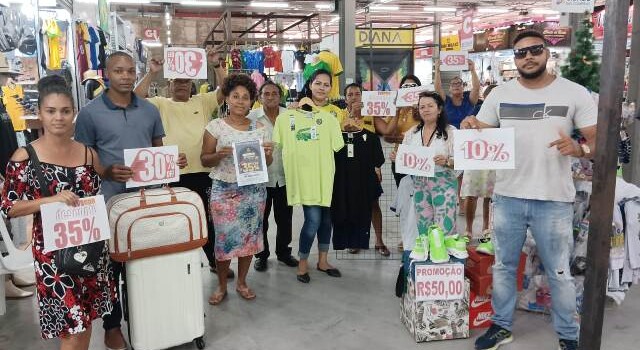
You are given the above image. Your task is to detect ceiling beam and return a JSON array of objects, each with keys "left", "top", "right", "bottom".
[{"left": 238, "top": 13, "right": 273, "bottom": 38}]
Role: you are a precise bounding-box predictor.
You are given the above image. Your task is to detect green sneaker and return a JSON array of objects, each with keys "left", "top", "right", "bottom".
[
  {"left": 409, "top": 236, "right": 428, "bottom": 261},
  {"left": 476, "top": 232, "right": 494, "bottom": 255},
  {"left": 428, "top": 225, "right": 449, "bottom": 263},
  {"left": 444, "top": 234, "right": 469, "bottom": 259}
]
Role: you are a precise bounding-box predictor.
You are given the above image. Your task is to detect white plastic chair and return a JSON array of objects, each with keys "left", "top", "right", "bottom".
[{"left": 0, "top": 216, "right": 34, "bottom": 315}]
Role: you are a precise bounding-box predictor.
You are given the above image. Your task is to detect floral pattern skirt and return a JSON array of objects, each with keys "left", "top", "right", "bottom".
[
  {"left": 413, "top": 171, "right": 459, "bottom": 236},
  {"left": 461, "top": 170, "right": 496, "bottom": 198},
  {"left": 210, "top": 180, "right": 266, "bottom": 261}
]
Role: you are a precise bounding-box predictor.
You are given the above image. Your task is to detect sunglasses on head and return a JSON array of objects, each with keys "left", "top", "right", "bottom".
[
  {"left": 513, "top": 44, "right": 545, "bottom": 59},
  {"left": 401, "top": 83, "right": 418, "bottom": 88}
]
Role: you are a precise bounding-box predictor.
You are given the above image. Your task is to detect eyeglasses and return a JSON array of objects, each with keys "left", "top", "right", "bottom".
[
  {"left": 401, "top": 83, "right": 418, "bottom": 88},
  {"left": 513, "top": 44, "right": 545, "bottom": 59}
]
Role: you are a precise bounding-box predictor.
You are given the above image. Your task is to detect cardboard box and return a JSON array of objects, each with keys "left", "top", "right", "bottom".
[
  {"left": 465, "top": 266, "right": 525, "bottom": 297},
  {"left": 400, "top": 276, "right": 470, "bottom": 342},
  {"left": 469, "top": 290, "right": 493, "bottom": 329},
  {"left": 465, "top": 248, "right": 527, "bottom": 277}
]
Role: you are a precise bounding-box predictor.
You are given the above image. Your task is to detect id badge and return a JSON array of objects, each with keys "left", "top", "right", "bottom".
[
  {"left": 347, "top": 143, "right": 354, "bottom": 158},
  {"left": 310, "top": 126, "right": 318, "bottom": 140},
  {"left": 290, "top": 115, "right": 296, "bottom": 131}
]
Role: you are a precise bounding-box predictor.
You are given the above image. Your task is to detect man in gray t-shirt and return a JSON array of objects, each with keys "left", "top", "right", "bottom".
[
  {"left": 462, "top": 30, "right": 597, "bottom": 350},
  {"left": 74, "top": 51, "right": 165, "bottom": 350}
]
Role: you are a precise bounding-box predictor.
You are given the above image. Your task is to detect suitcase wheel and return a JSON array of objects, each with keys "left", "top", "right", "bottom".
[{"left": 194, "top": 336, "right": 205, "bottom": 349}]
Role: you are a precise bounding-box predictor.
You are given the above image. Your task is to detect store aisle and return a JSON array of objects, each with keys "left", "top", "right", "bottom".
[{"left": 1, "top": 208, "right": 639, "bottom": 350}]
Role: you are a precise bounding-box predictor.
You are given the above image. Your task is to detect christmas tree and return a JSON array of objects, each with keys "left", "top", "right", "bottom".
[{"left": 561, "top": 18, "right": 600, "bottom": 92}]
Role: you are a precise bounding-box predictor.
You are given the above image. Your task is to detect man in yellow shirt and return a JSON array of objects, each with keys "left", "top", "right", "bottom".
[{"left": 134, "top": 51, "right": 234, "bottom": 278}]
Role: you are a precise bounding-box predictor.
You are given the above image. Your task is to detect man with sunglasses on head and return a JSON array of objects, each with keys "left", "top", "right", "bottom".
[
  {"left": 461, "top": 30, "right": 597, "bottom": 350},
  {"left": 434, "top": 58, "right": 480, "bottom": 129}
]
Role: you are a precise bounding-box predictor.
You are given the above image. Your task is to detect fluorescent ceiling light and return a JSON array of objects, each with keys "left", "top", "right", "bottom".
[
  {"left": 181, "top": 1, "right": 222, "bottom": 6},
  {"left": 110, "top": 0, "right": 151, "bottom": 4},
  {"left": 476, "top": 8, "right": 510, "bottom": 14},
  {"left": 472, "top": 18, "right": 480, "bottom": 23},
  {"left": 545, "top": 15, "right": 561, "bottom": 20},
  {"left": 532, "top": 9, "right": 560, "bottom": 15},
  {"left": 424, "top": 6, "right": 456, "bottom": 12},
  {"left": 315, "top": 4, "right": 333, "bottom": 10},
  {"left": 328, "top": 16, "right": 340, "bottom": 24},
  {"left": 370, "top": 5, "right": 399, "bottom": 11},
  {"left": 142, "top": 41, "right": 163, "bottom": 47},
  {"left": 250, "top": 1, "right": 289, "bottom": 8}
]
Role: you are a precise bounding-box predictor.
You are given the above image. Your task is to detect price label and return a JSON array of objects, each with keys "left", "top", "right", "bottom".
[
  {"left": 164, "top": 47, "right": 207, "bottom": 79},
  {"left": 124, "top": 145, "right": 180, "bottom": 188},
  {"left": 414, "top": 263, "right": 465, "bottom": 301},
  {"left": 41, "top": 195, "right": 111, "bottom": 253},
  {"left": 233, "top": 139, "right": 269, "bottom": 187},
  {"left": 453, "top": 128, "right": 515, "bottom": 170},
  {"left": 361, "top": 91, "right": 397, "bottom": 116},
  {"left": 395, "top": 85, "right": 430, "bottom": 107},
  {"left": 439, "top": 50, "right": 469, "bottom": 71},
  {"left": 396, "top": 144, "right": 435, "bottom": 177}
]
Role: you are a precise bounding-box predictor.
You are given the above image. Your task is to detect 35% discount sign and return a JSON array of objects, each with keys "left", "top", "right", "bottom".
[
  {"left": 163, "top": 47, "right": 207, "bottom": 80},
  {"left": 395, "top": 144, "right": 435, "bottom": 177},
  {"left": 124, "top": 145, "right": 180, "bottom": 188},
  {"left": 41, "top": 195, "right": 111, "bottom": 253},
  {"left": 360, "top": 91, "right": 397, "bottom": 116},
  {"left": 453, "top": 128, "right": 516, "bottom": 170},
  {"left": 414, "top": 263, "right": 465, "bottom": 301}
]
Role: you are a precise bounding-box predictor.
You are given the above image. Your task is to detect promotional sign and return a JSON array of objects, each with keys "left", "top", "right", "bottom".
[
  {"left": 542, "top": 27, "right": 572, "bottom": 46},
  {"left": 41, "top": 195, "right": 111, "bottom": 253},
  {"left": 355, "top": 29, "right": 414, "bottom": 48},
  {"left": 396, "top": 144, "right": 435, "bottom": 177},
  {"left": 414, "top": 263, "right": 465, "bottom": 301},
  {"left": 453, "top": 128, "right": 515, "bottom": 170},
  {"left": 487, "top": 29, "right": 510, "bottom": 50},
  {"left": 551, "top": 0, "right": 595, "bottom": 14},
  {"left": 439, "top": 51, "right": 469, "bottom": 71},
  {"left": 163, "top": 47, "right": 207, "bottom": 79},
  {"left": 124, "top": 145, "right": 180, "bottom": 188},
  {"left": 592, "top": 5, "right": 633, "bottom": 40},
  {"left": 233, "top": 139, "right": 269, "bottom": 187},
  {"left": 440, "top": 34, "right": 461, "bottom": 51},
  {"left": 459, "top": 9, "right": 474, "bottom": 51},
  {"left": 361, "top": 91, "right": 397, "bottom": 116},
  {"left": 395, "top": 85, "right": 430, "bottom": 107},
  {"left": 143, "top": 27, "right": 160, "bottom": 40}
]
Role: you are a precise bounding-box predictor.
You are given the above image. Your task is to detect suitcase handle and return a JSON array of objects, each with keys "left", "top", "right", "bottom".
[{"left": 139, "top": 186, "right": 178, "bottom": 206}]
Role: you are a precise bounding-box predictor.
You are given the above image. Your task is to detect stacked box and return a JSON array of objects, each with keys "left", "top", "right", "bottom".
[
  {"left": 400, "top": 264, "right": 470, "bottom": 343},
  {"left": 465, "top": 247, "right": 526, "bottom": 296},
  {"left": 469, "top": 290, "right": 493, "bottom": 329}
]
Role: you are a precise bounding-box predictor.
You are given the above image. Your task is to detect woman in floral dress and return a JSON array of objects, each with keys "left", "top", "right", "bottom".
[
  {"left": 201, "top": 74, "right": 273, "bottom": 305},
  {"left": 0, "top": 76, "right": 116, "bottom": 349}
]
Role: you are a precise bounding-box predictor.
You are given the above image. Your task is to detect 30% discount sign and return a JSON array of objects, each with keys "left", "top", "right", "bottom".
[
  {"left": 124, "top": 145, "right": 180, "bottom": 188},
  {"left": 164, "top": 47, "right": 207, "bottom": 80},
  {"left": 453, "top": 128, "right": 515, "bottom": 170},
  {"left": 414, "top": 263, "right": 465, "bottom": 301},
  {"left": 41, "top": 195, "right": 111, "bottom": 253},
  {"left": 395, "top": 144, "right": 435, "bottom": 177},
  {"left": 360, "top": 91, "right": 397, "bottom": 116}
]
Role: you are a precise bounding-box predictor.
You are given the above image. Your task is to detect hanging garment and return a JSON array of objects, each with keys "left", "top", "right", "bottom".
[
  {"left": 88, "top": 26, "right": 101, "bottom": 70},
  {"left": 331, "top": 130, "right": 384, "bottom": 250},
  {"left": 317, "top": 50, "right": 344, "bottom": 99},
  {"left": 1, "top": 84, "right": 26, "bottom": 131},
  {"left": 43, "top": 19, "right": 62, "bottom": 69},
  {"left": 75, "top": 22, "right": 89, "bottom": 77},
  {"left": 0, "top": 112, "right": 19, "bottom": 176}
]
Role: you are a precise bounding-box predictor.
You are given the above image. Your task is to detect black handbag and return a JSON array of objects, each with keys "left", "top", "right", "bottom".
[{"left": 25, "top": 144, "right": 105, "bottom": 276}]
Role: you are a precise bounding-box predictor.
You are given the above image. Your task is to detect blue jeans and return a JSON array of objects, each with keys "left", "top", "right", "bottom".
[
  {"left": 299, "top": 205, "right": 332, "bottom": 259},
  {"left": 491, "top": 194, "right": 577, "bottom": 340}
]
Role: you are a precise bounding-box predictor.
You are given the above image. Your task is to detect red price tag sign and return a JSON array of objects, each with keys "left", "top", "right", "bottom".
[
  {"left": 360, "top": 91, "right": 397, "bottom": 116},
  {"left": 439, "top": 50, "right": 469, "bottom": 72},
  {"left": 395, "top": 85, "right": 429, "bottom": 107},
  {"left": 124, "top": 145, "right": 180, "bottom": 188},
  {"left": 414, "top": 263, "right": 465, "bottom": 301},
  {"left": 396, "top": 144, "right": 435, "bottom": 177},
  {"left": 41, "top": 195, "right": 111, "bottom": 253},
  {"left": 453, "top": 128, "right": 515, "bottom": 170},
  {"left": 164, "top": 47, "right": 207, "bottom": 79}
]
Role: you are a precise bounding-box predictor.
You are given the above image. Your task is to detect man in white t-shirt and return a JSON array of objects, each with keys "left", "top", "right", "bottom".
[{"left": 462, "top": 30, "right": 597, "bottom": 350}]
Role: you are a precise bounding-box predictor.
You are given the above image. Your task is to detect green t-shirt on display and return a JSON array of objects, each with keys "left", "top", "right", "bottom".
[{"left": 272, "top": 108, "right": 345, "bottom": 207}]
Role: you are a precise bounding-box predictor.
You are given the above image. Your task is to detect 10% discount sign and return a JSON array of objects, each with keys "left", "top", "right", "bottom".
[
  {"left": 453, "top": 128, "right": 515, "bottom": 170},
  {"left": 41, "top": 195, "right": 111, "bottom": 253},
  {"left": 395, "top": 144, "right": 435, "bottom": 177},
  {"left": 124, "top": 145, "right": 180, "bottom": 188},
  {"left": 414, "top": 263, "right": 465, "bottom": 301}
]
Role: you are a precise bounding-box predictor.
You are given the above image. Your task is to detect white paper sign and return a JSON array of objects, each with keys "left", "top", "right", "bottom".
[
  {"left": 233, "top": 139, "right": 269, "bottom": 187},
  {"left": 414, "top": 263, "right": 465, "bottom": 301},
  {"left": 439, "top": 51, "right": 469, "bottom": 71},
  {"left": 551, "top": 0, "right": 595, "bottom": 14},
  {"left": 361, "top": 91, "right": 397, "bottom": 116},
  {"left": 41, "top": 195, "right": 111, "bottom": 253},
  {"left": 124, "top": 145, "right": 180, "bottom": 188},
  {"left": 395, "top": 86, "right": 430, "bottom": 107},
  {"left": 163, "top": 47, "right": 207, "bottom": 79},
  {"left": 453, "top": 128, "right": 515, "bottom": 170},
  {"left": 396, "top": 144, "right": 435, "bottom": 177}
]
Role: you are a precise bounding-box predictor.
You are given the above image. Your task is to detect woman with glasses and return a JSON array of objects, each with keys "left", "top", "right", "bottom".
[{"left": 434, "top": 59, "right": 480, "bottom": 129}]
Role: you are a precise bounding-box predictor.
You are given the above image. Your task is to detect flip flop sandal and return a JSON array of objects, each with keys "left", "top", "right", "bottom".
[
  {"left": 208, "top": 291, "right": 228, "bottom": 305},
  {"left": 236, "top": 288, "right": 256, "bottom": 300},
  {"left": 375, "top": 245, "right": 391, "bottom": 257}
]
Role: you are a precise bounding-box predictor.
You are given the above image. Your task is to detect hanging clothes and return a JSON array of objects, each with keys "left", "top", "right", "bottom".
[
  {"left": 43, "top": 19, "right": 62, "bottom": 69},
  {"left": 331, "top": 130, "right": 384, "bottom": 250},
  {"left": 1, "top": 84, "right": 26, "bottom": 131},
  {"left": 0, "top": 109, "right": 19, "bottom": 177},
  {"left": 76, "top": 22, "right": 90, "bottom": 77},
  {"left": 317, "top": 50, "right": 343, "bottom": 100}
]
